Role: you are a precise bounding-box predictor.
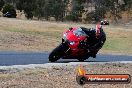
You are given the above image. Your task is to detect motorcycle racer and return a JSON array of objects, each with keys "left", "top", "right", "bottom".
[{"left": 74, "top": 24, "right": 106, "bottom": 58}]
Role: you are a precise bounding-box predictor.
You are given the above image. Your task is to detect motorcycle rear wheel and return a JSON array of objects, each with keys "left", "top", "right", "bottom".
[
  {"left": 77, "top": 58, "right": 85, "bottom": 62},
  {"left": 77, "top": 55, "right": 90, "bottom": 62}
]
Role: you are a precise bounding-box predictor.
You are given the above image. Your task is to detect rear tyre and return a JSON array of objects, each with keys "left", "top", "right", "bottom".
[
  {"left": 49, "top": 44, "right": 66, "bottom": 62},
  {"left": 77, "top": 58, "right": 85, "bottom": 62},
  {"left": 77, "top": 55, "right": 90, "bottom": 62}
]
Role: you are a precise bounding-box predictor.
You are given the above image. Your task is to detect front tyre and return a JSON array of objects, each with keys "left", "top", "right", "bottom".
[
  {"left": 49, "top": 44, "right": 66, "bottom": 62},
  {"left": 49, "top": 52, "right": 60, "bottom": 62}
]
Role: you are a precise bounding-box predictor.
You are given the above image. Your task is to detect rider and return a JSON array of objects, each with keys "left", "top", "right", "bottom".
[{"left": 79, "top": 23, "right": 106, "bottom": 58}]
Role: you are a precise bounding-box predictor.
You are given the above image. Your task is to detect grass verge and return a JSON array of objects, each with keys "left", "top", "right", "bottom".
[{"left": 0, "top": 17, "right": 131, "bottom": 55}]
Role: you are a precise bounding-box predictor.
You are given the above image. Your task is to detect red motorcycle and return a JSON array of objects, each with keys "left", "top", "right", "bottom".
[{"left": 49, "top": 26, "right": 105, "bottom": 62}]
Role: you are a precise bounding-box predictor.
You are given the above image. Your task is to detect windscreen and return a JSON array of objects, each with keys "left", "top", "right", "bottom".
[{"left": 73, "top": 27, "right": 87, "bottom": 37}]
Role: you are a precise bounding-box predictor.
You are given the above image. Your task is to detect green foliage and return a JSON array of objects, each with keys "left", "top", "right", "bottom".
[
  {"left": 124, "top": 0, "right": 132, "bottom": 11},
  {"left": 33, "top": 0, "right": 45, "bottom": 19},
  {"left": 86, "top": 11, "right": 96, "bottom": 22},
  {"left": 51, "top": 0, "right": 67, "bottom": 21},
  {"left": 0, "top": 0, "right": 4, "bottom": 11},
  {"left": 71, "top": 0, "right": 85, "bottom": 21},
  {"left": 2, "top": 0, "right": 132, "bottom": 22},
  {"left": 42, "top": 0, "right": 68, "bottom": 21},
  {"left": 2, "top": 4, "right": 16, "bottom": 18},
  {"left": 16, "top": 0, "right": 36, "bottom": 19},
  {"left": 65, "top": 14, "right": 78, "bottom": 21},
  {"left": 92, "top": 0, "right": 122, "bottom": 22},
  {"left": 108, "top": 0, "right": 122, "bottom": 21},
  {"left": 16, "top": 0, "right": 68, "bottom": 20}
]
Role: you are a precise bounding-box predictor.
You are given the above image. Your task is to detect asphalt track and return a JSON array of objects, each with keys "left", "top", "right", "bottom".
[{"left": 0, "top": 51, "right": 131, "bottom": 66}]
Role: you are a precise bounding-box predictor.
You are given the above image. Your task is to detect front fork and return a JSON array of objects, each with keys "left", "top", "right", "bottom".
[{"left": 62, "top": 38, "right": 71, "bottom": 54}]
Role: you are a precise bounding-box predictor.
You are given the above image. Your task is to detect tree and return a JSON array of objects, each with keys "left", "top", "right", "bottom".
[
  {"left": 124, "top": 0, "right": 132, "bottom": 11},
  {"left": 51, "top": 0, "right": 68, "bottom": 21},
  {"left": 2, "top": 4, "right": 16, "bottom": 18},
  {"left": 85, "top": 0, "right": 127, "bottom": 23},
  {"left": 41, "top": 0, "right": 68, "bottom": 21},
  {"left": 92, "top": 0, "right": 122, "bottom": 22},
  {"left": 94, "top": 0, "right": 107, "bottom": 21},
  {"left": 16, "top": 0, "right": 36, "bottom": 19},
  {"left": 104, "top": 0, "right": 122, "bottom": 22},
  {"left": 71, "top": 0, "right": 86, "bottom": 21},
  {"left": 33, "top": 0, "right": 45, "bottom": 19},
  {"left": 0, "top": 0, "right": 5, "bottom": 11}
]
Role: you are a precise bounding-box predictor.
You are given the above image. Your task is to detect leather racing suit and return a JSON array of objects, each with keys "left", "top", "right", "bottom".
[{"left": 80, "top": 25, "right": 106, "bottom": 58}]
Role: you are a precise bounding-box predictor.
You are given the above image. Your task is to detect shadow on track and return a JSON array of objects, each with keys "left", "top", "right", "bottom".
[{"left": 52, "top": 60, "right": 109, "bottom": 63}]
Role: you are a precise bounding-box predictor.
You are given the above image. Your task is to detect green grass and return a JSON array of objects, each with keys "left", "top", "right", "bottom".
[{"left": 103, "top": 34, "right": 132, "bottom": 54}]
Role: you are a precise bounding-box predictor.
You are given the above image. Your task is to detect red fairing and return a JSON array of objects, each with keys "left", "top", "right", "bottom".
[{"left": 63, "top": 27, "right": 87, "bottom": 56}]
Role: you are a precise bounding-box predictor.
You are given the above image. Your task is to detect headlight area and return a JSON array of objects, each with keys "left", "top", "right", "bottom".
[
  {"left": 69, "top": 41, "right": 75, "bottom": 45},
  {"left": 63, "top": 33, "right": 68, "bottom": 41}
]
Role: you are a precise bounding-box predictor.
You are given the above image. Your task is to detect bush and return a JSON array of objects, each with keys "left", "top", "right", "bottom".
[
  {"left": 65, "top": 15, "right": 78, "bottom": 22},
  {"left": 86, "top": 11, "right": 102, "bottom": 23},
  {"left": 2, "top": 4, "right": 16, "bottom": 18},
  {"left": 0, "top": 0, "right": 4, "bottom": 11}
]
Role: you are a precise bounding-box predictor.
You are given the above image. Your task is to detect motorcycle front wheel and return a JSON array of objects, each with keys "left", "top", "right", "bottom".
[{"left": 49, "top": 43, "right": 67, "bottom": 62}]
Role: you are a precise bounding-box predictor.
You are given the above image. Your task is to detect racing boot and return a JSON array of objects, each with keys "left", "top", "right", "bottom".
[{"left": 89, "top": 49, "right": 98, "bottom": 58}]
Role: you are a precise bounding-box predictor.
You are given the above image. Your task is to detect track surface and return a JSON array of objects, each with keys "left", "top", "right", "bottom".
[{"left": 0, "top": 51, "right": 131, "bottom": 66}]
